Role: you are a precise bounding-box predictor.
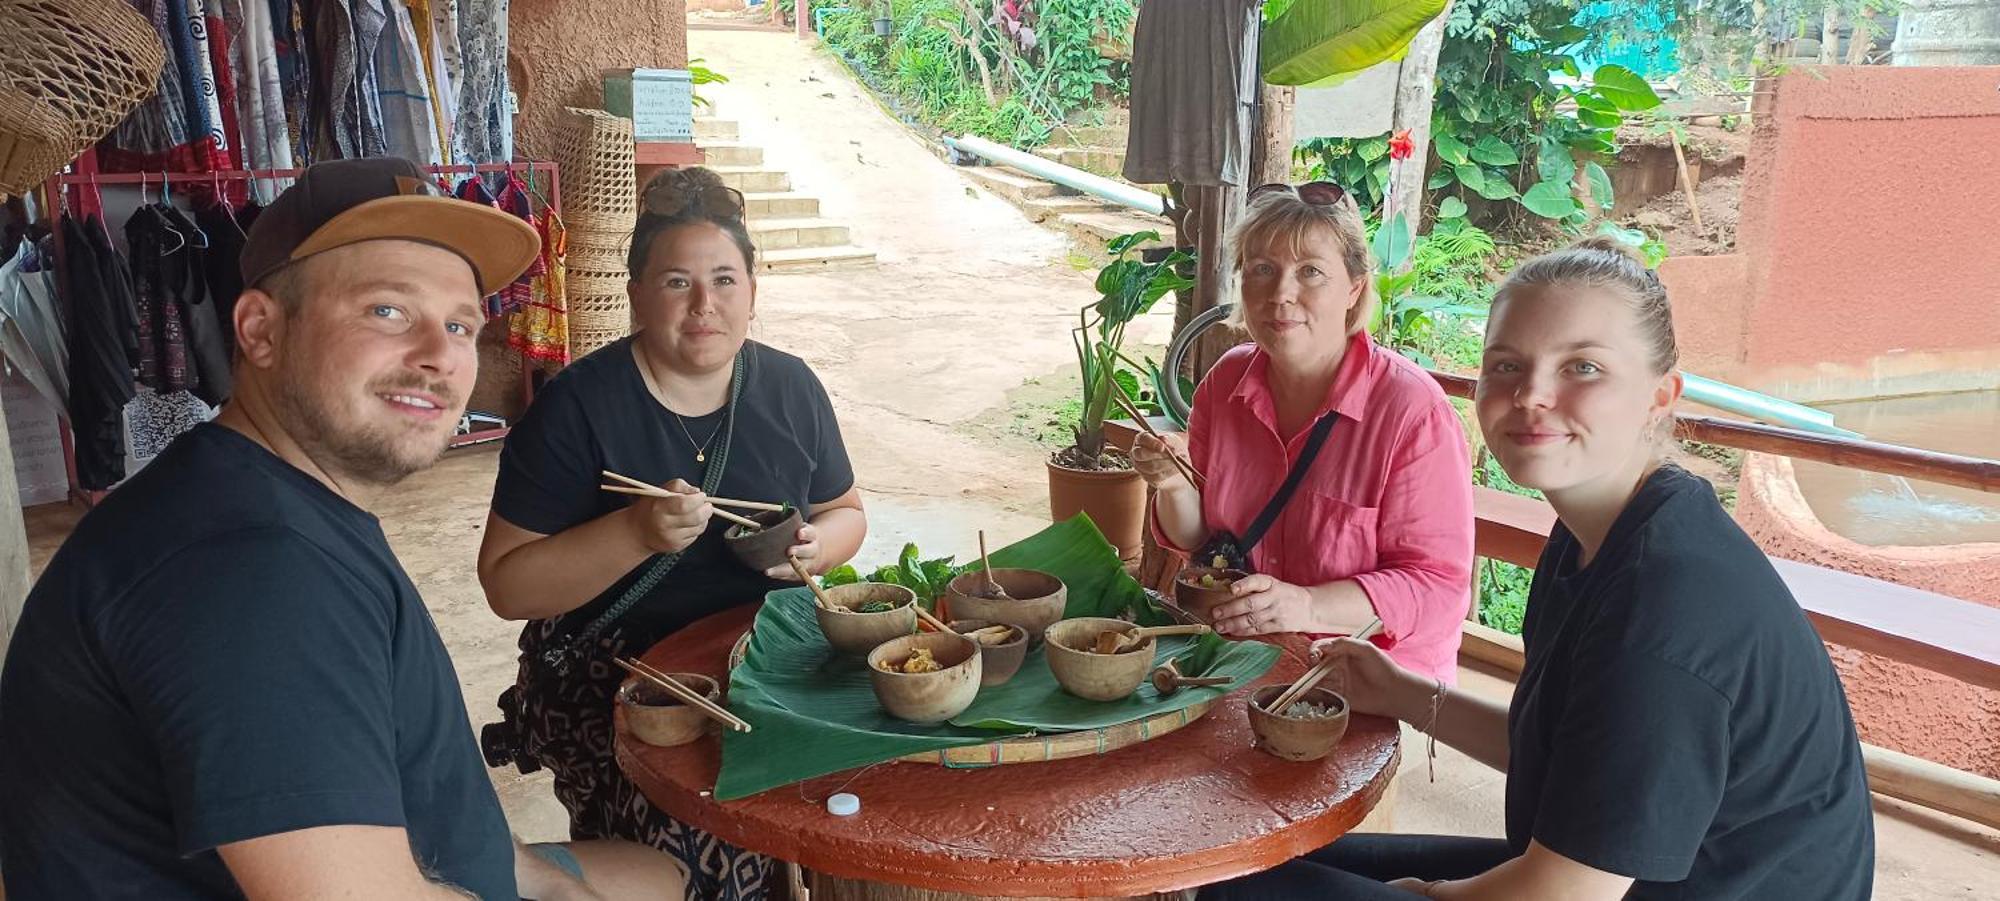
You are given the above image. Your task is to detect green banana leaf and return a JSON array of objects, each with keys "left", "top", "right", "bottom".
[
  {"left": 714, "top": 515, "right": 1281, "bottom": 800},
  {"left": 1261, "top": 0, "right": 1450, "bottom": 87}
]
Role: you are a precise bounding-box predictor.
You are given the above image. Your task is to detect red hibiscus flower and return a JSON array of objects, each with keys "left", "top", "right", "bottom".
[{"left": 1388, "top": 130, "right": 1415, "bottom": 161}]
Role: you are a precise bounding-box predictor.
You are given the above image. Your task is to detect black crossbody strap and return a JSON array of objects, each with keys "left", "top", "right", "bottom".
[
  {"left": 540, "top": 348, "right": 747, "bottom": 675},
  {"left": 1237, "top": 412, "right": 1340, "bottom": 558}
]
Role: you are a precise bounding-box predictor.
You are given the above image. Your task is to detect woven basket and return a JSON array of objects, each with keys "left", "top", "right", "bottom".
[
  {"left": 556, "top": 107, "right": 637, "bottom": 232},
  {"left": 0, "top": 0, "right": 166, "bottom": 195}
]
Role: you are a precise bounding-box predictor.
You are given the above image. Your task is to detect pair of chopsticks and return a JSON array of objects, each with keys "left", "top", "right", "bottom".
[
  {"left": 1107, "top": 380, "right": 1205, "bottom": 490},
  {"left": 615, "top": 656, "right": 753, "bottom": 733},
  {"left": 1270, "top": 617, "right": 1383, "bottom": 712},
  {"left": 599, "top": 470, "right": 768, "bottom": 530}
]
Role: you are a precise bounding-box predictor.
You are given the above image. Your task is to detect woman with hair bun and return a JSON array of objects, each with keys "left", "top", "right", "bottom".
[{"left": 477, "top": 168, "right": 866, "bottom": 899}]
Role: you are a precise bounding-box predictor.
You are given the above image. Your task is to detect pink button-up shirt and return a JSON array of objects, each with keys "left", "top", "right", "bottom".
[{"left": 1160, "top": 332, "right": 1474, "bottom": 682}]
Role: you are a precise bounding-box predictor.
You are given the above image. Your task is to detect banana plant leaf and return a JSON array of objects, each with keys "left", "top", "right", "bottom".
[
  {"left": 714, "top": 516, "right": 1280, "bottom": 800},
  {"left": 1261, "top": 0, "right": 1450, "bottom": 87}
]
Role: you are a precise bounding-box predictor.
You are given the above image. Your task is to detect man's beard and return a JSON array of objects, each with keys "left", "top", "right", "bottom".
[{"left": 273, "top": 359, "right": 460, "bottom": 486}]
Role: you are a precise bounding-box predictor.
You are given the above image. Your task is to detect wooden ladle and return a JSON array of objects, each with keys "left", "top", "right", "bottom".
[
  {"left": 1093, "top": 623, "right": 1212, "bottom": 655},
  {"left": 1149, "top": 659, "right": 1232, "bottom": 697},
  {"left": 977, "top": 530, "right": 1011, "bottom": 600}
]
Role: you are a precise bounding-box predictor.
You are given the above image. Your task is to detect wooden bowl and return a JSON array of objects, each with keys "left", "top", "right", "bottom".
[
  {"left": 944, "top": 569, "right": 1067, "bottom": 643},
  {"left": 1043, "top": 617, "right": 1156, "bottom": 702},
  {"left": 1174, "top": 567, "right": 1250, "bottom": 624},
  {"left": 867, "top": 631, "right": 982, "bottom": 724},
  {"left": 815, "top": 583, "right": 919, "bottom": 655},
  {"left": 948, "top": 618, "right": 1028, "bottom": 687},
  {"left": 618, "top": 673, "right": 722, "bottom": 748},
  {"left": 724, "top": 507, "right": 803, "bottom": 572},
  {"left": 1247, "top": 684, "right": 1350, "bottom": 761}
]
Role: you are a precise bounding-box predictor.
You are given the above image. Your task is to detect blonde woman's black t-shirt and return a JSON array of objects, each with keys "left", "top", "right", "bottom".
[
  {"left": 492, "top": 338, "right": 855, "bottom": 643},
  {"left": 1505, "top": 466, "right": 1873, "bottom": 900}
]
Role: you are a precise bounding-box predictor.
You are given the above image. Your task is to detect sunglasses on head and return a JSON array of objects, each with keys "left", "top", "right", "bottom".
[
  {"left": 1248, "top": 181, "right": 1351, "bottom": 208},
  {"left": 642, "top": 181, "right": 746, "bottom": 220}
]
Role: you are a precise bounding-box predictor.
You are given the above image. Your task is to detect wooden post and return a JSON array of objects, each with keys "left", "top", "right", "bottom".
[
  {"left": 1251, "top": 82, "right": 1297, "bottom": 187},
  {"left": 1385, "top": 8, "right": 1449, "bottom": 265},
  {"left": 1189, "top": 184, "right": 1246, "bottom": 379},
  {"left": 0, "top": 404, "right": 30, "bottom": 676},
  {"left": 796, "top": 0, "right": 812, "bottom": 39}
]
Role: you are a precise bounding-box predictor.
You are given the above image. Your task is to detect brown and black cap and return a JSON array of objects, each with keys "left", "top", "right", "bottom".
[{"left": 241, "top": 157, "right": 540, "bottom": 295}]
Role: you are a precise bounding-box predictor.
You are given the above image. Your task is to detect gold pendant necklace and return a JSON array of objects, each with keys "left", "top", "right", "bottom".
[{"left": 635, "top": 339, "right": 723, "bottom": 464}]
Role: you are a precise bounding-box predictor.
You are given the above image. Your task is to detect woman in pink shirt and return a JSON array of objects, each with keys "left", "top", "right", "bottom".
[{"left": 1135, "top": 182, "right": 1474, "bottom": 683}]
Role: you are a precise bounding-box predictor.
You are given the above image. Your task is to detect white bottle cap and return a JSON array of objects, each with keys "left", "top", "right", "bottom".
[{"left": 827, "top": 792, "right": 860, "bottom": 816}]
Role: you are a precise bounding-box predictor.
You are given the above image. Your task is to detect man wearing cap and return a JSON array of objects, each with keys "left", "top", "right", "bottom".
[{"left": 0, "top": 159, "right": 682, "bottom": 900}]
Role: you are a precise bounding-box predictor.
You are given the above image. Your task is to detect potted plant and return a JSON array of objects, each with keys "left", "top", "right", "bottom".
[
  {"left": 871, "top": 0, "right": 893, "bottom": 36},
  {"left": 1047, "top": 231, "right": 1194, "bottom": 559}
]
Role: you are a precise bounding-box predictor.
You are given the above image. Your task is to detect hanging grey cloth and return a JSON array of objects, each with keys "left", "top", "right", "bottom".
[{"left": 1122, "top": 0, "right": 1262, "bottom": 188}]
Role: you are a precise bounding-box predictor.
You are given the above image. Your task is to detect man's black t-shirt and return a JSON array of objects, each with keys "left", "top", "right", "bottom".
[
  {"left": 0, "top": 425, "right": 515, "bottom": 899},
  {"left": 1505, "top": 466, "right": 1873, "bottom": 899},
  {"left": 492, "top": 337, "right": 855, "bottom": 642}
]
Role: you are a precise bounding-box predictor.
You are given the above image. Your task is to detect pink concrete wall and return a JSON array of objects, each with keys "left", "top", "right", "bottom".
[
  {"left": 1734, "top": 453, "right": 2000, "bottom": 778},
  {"left": 510, "top": 0, "right": 691, "bottom": 161},
  {"left": 1658, "top": 66, "right": 2000, "bottom": 402}
]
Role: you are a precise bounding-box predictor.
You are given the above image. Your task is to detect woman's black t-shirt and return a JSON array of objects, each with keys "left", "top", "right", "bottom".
[
  {"left": 492, "top": 337, "right": 855, "bottom": 644},
  {"left": 1505, "top": 466, "right": 1873, "bottom": 900}
]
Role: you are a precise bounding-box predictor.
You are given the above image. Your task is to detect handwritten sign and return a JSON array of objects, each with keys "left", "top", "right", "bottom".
[{"left": 605, "top": 69, "right": 694, "bottom": 143}]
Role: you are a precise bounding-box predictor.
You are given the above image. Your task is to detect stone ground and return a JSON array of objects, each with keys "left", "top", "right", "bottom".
[{"left": 17, "top": 24, "right": 1995, "bottom": 898}]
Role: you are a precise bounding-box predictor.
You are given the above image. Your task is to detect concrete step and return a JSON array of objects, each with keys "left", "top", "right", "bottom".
[
  {"left": 712, "top": 166, "right": 791, "bottom": 193},
  {"left": 760, "top": 245, "right": 877, "bottom": 272},
  {"left": 699, "top": 141, "right": 764, "bottom": 167},
  {"left": 957, "top": 164, "right": 1072, "bottom": 203},
  {"left": 1056, "top": 210, "right": 1174, "bottom": 250},
  {"left": 1033, "top": 146, "right": 1127, "bottom": 176},
  {"left": 694, "top": 118, "right": 739, "bottom": 141},
  {"left": 1063, "top": 123, "right": 1128, "bottom": 147},
  {"left": 1024, "top": 195, "right": 1121, "bottom": 223},
  {"left": 749, "top": 217, "right": 851, "bottom": 251},
  {"left": 743, "top": 192, "right": 820, "bottom": 218}
]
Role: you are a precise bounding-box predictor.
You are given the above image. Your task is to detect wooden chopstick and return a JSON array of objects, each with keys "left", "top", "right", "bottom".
[
  {"left": 597, "top": 480, "right": 763, "bottom": 530},
  {"left": 1108, "top": 385, "right": 1206, "bottom": 489},
  {"left": 615, "top": 658, "right": 753, "bottom": 733},
  {"left": 602, "top": 470, "right": 786, "bottom": 516},
  {"left": 792, "top": 557, "right": 836, "bottom": 612},
  {"left": 1269, "top": 617, "right": 1384, "bottom": 713},
  {"left": 912, "top": 603, "right": 954, "bottom": 635}
]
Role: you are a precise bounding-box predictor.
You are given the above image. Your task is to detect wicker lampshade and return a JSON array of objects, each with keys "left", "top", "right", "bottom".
[{"left": 0, "top": 0, "right": 166, "bottom": 195}]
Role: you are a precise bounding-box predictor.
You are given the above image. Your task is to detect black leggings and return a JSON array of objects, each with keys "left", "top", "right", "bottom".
[{"left": 1197, "top": 834, "right": 1515, "bottom": 899}]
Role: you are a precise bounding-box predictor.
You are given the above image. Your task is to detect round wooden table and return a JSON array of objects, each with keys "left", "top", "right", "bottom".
[{"left": 615, "top": 605, "right": 1401, "bottom": 900}]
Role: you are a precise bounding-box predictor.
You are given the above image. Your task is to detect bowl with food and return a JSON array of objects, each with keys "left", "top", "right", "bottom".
[
  {"left": 947, "top": 618, "right": 1029, "bottom": 686},
  {"left": 1174, "top": 565, "right": 1250, "bottom": 623},
  {"left": 1042, "top": 617, "right": 1158, "bottom": 702},
  {"left": 1246, "top": 684, "right": 1350, "bottom": 761},
  {"left": 866, "top": 631, "right": 982, "bottom": 723},
  {"left": 944, "top": 569, "right": 1066, "bottom": 643},
  {"left": 723, "top": 506, "right": 804, "bottom": 572},
  {"left": 617, "top": 673, "right": 723, "bottom": 748},
  {"left": 815, "top": 582, "right": 920, "bottom": 655}
]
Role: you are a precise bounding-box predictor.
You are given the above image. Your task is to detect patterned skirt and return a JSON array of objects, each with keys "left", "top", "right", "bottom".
[{"left": 490, "top": 617, "right": 777, "bottom": 901}]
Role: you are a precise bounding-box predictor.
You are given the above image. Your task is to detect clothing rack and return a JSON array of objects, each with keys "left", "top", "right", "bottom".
[{"left": 40, "top": 156, "right": 565, "bottom": 508}]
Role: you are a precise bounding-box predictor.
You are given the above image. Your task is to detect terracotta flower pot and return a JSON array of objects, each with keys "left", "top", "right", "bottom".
[{"left": 1046, "top": 456, "right": 1147, "bottom": 560}]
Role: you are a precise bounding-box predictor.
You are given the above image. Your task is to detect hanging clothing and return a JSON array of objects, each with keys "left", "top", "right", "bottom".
[
  {"left": 160, "top": 205, "right": 233, "bottom": 405},
  {"left": 193, "top": 201, "right": 250, "bottom": 358},
  {"left": 405, "top": 0, "right": 457, "bottom": 164},
  {"left": 1121, "top": 0, "right": 1261, "bottom": 187},
  {"left": 61, "top": 216, "right": 140, "bottom": 490},
  {"left": 306, "top": 0, "right": 362, "bottom": 159},
  {"left": 104, "top": 0, "right": 204, "bottom": 172},
  {"left": 376, "top": 0, "right": 444, "bottom": 164},
  {"left": 272, "top": 0, "right": 313, "bottom": 167},
  {"left": 122, "top": 204, "right": 231, "bottom": 405},
  {"left": 0, "top": 242, "right": 69, "bottom": 416},
  {"left": 508, "top": 210, "right": 568, "bottom": 371},
  {"left": 350, "top": 0, "right": 391, "bottom": 158},
  {"left": 492, "top": 177, "right": 538, "bottom": 317},
  {"left": 222, "top": 0, "right": 297, "bottom": 203},
  {"left": 454, "top": 0, "right": 511, "bottom": 165}
]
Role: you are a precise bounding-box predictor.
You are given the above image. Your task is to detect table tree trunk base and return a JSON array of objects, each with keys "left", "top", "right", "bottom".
[{"left": 806, "top": 872, "right": 1194, "bottom": 901}]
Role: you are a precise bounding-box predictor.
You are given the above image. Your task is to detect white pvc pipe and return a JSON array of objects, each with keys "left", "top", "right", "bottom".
[
  {"left": 1681, "top": 372, "right": 1858, "bottom": 438},
  {"left": 946, "top": 134, "right": 1166, "bottom": 217}
]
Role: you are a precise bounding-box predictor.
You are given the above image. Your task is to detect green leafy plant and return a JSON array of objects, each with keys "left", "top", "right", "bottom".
[
  {"left": 821, "top": 543, "right": 963, "bottom": 610},
  {"left": 1060, "top": 231, "right": 1194, "bottom": 468},
  {"left": 1369, "top": 216, "right": 1499, "bottom": 369},
  {"left": 688, "top": 58, "right": 728, "bottom": 110}
]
